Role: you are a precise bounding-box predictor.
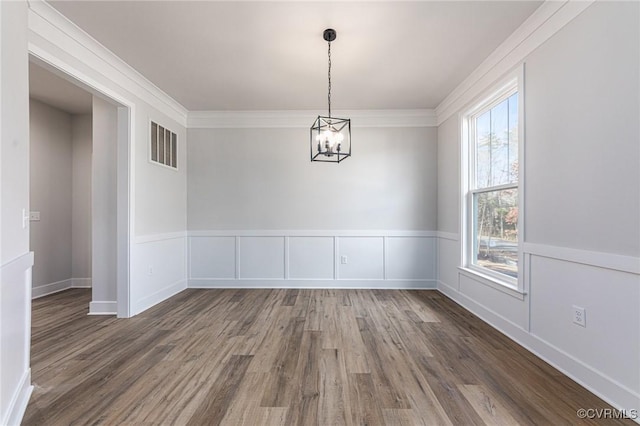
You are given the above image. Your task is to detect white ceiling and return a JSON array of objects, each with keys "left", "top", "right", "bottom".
[
  {"left": 49, "top": 1, "right": 542, "bottom": 112},
  {"left": 29, "top": 61, "right": 93, "bottom": 114}
]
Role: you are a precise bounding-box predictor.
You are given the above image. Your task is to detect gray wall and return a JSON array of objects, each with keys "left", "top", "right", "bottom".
[
  {"left": 71, "top": 114, "right": 92, "bottom": 279},
  {"left": 188, "top": 126, "right": 437, "bottom": 231},
  {"left": 436, "top": 115, "right": 458, "bottom": 234},
  {"left": 29, "top": 101, "right": 92, "bottom": 290},
  {"left": 29, "top": 99, "right": 72, "bottom": 288},
  {"left": 135, "top": 106, "right": 187, "bottom": 236},
  {"left": 92, "top": 96, "right": 117, "bottom": 302},
  {"left": 524, "top": 1, "right": 639, "bottom": 257}
]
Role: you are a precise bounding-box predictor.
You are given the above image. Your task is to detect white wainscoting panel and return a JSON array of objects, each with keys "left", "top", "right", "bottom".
[
  {"left": 190, "top": 236, "right": 236, "bottom": 279},
  {"left": 338, "top": 237, "right": 384, "bottom": 280},
  {"left": 131, "top": 234, "right": 187, "bottom": 315},
  {"left": 188, "top": 231, "right": 436, "bottom": 288},
  {"left": 238, "top": 236, "right": 285, "bottom": 279},
  {"left": 437, "top": 235, "right": 640, "bottom": 417},
  {"left": 529, "top": 255, "right": 640, "bottom": 395},
  {"left": 438, "top": 237, "right": 460, "bottom": 291},
  {"left": 1, "top": 252, "right": 34, "bottom": 426},
  {"left": 289, "top": 237, "right": 334, "bottom": 279},
  {"left": 386, "top": 237, "right": 435, "bottom": 280}
]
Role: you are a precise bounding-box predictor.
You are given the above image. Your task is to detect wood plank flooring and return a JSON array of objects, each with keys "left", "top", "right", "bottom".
[{"left": 23, "top": 288, "right": 632, "bottom": 425}]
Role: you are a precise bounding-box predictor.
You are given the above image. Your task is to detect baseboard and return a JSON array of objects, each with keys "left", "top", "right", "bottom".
[
  {"left": 32, "top": 278, "right": 72, "bottom": 299},
  {"left": 131, "top": 279, "right": 187, "bottom": 316},
  {"left": 32, "top": 278, "right": 92, "bottom": 299},
  {"left": 437, "top": 280, "right": 640, "bottom": 419},
  {"left": 2, "top": 369, "right": 33, "bottom": 426},
  {"left": 71, "top": 278, "right": 92, "bottom": 288},
  {"left": 88, "top": 301, "right": 117, "bottom": 315},
  {"left": 188, "top": 279, "right": 437, "bottom": 290}
]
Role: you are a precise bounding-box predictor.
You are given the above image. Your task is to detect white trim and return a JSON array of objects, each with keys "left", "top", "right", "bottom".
[
  {"left": 187, "top": 109, "right": 437, "bottom": 129},
  {"left": 88, "top": 301, "right": 117, "bottom": 315},
  {"left": 188, "top": 230, "right": 437, "bottom": 238},
  {"left": 436, "top": 1, "right": 594, "bottom": 125},
  {"left": 116, "top": 106, "right": 132, "bottom": 319},
  {"left": 32, "top": 278, "right": 71, "bottom": 299},
  {"left": 189, "top": 279, "right": 436, "bottom": 290},
  {"left": 283, "top": 236, "right": 290, "bottom": 280},
  {"left": 460, "top": 65, "right": 524, "bottom": 292},
  {"left": 458, "top": 267, "right": 526, "bottom": 301},
  {"left": 524, "top": 243, "right": 640, "bottom": 275},
  {"left": 131, "top": 279, "right": 186, "bottom": 316},
  {"left": 0, "top": 251, "right": 35, "bottom": 272},
  {"left": 135, "top": 232, "right": 187, "bottom": 245},
  {"left": 2, "top": 369, "right": 33, "bottom": 426},
  {"left": 437, "top": 280, "right": 640, "bottom": 418},
  {"left": 27, "top": 0, "right": 188, "bottom": 126},
  {"left": 436, "top": 231, "right": 459, "bottom": 241},
  {"left": 71, "top": 278, "right": 92, "bottom": 288},
  {"left": 32, "top": 278, "right": 91, "bottom": 299},
  {"left": 234, "top": 236, "right": 241, "bottom": 279},
  {"left": 333, "top": 236, "right": 339, "bottom": 280}
]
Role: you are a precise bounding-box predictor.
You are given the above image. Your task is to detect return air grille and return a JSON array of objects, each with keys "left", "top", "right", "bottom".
[{"left": 150, "top": 121, "right": 177, "bottom": 169}]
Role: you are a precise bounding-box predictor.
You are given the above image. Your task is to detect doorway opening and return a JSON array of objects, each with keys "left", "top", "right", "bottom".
[{"left": 28, "top": 55, "right": 131, "bottom": 317}]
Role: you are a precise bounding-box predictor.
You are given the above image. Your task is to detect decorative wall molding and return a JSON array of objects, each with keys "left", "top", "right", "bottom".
[
  {"left": 436, "top": 231, "right": 459, "bottom": 241},
  {"left": 1, "top": 253, "right": 34, "bottom": 426},
  {"left": 523, "top": 242, "right": 640, "bottom": 275},
  {"left": 189, "top": 231, "right": 437, "bottom": 289},
  {"left": 189, "top": 230, "right": 438, "bottom": 238},
  {"left": 439, "top": 235, "right": 639, "bottom": 276},
  {"left": 27, "top": 0, "right": 188, "bottom": 126},
  {"left": 134, "top": 231, "right": 187, "bottom": 245},
  {"left": 437, "top": 280, "right": 640, "bottom": 416},
  {"left": 435, "top": 0, "right": 594, "bottom": 125},
  {"left": 130, "top": 235, "right": 188, "bottom": 316},
  {"left": 88, "top": 301, "right": 117, "bottom": 315},
  {"left": 187, "top": 109, "right": 437, "bottom": 129}
]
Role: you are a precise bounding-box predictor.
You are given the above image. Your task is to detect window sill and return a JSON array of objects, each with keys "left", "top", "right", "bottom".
[{"left": 457, "top": 267, "right": 527, "bottom": 300}]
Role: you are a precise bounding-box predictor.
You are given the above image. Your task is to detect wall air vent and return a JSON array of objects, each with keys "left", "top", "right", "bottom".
[{"left": 150, "top": 121, "right": 177, "bottom": 169}]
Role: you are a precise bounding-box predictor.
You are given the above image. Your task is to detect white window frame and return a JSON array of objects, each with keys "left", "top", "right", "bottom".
[{"left": 460, "top": 66, "right": 525, "bottom": 295}]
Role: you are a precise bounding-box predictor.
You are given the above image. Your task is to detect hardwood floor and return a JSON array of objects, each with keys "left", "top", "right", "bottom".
[{"left": 23, "top": 288, "right": 632, "bottom": 425}]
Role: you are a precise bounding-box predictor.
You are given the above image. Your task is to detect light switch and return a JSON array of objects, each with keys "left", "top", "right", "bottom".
[{"left": 30, "top": 211, "right": 41, "bottom": 221}]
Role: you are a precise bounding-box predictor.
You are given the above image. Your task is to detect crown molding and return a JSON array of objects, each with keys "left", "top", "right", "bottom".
[
  {"left": 27, "top": 0, "right": 188, "bottom": 127},
  {"left": 435, "top": 0, "right": 594, "bottom": 125},
  {"left": 187, "top": 109, "right": 437, "bottom": 129}
]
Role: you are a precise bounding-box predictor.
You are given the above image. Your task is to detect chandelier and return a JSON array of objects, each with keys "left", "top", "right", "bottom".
[{"left": 310, "top": 29, "right": 351, "bottom": 163}]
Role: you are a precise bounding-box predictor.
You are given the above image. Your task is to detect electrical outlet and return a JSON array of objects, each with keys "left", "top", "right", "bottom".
[
  {"left": 148, "top": 266, "right": 154, "bottom": 276},
  {"left": 573, "top": 306, "right": 586, "bottom": 327},
  {"left": 340, "top": 255, "right": 348, "bottom": 264},
  {"left": 30, "top": 211, "right": 41, "bottom": 221}
]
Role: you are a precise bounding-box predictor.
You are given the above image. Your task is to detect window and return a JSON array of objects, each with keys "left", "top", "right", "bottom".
[
  {"left": 463, "top": 73, "right": 522, "bottom": 289},
  {"left": 150, "top": 121, "right": 177, "bottom": 169}
]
